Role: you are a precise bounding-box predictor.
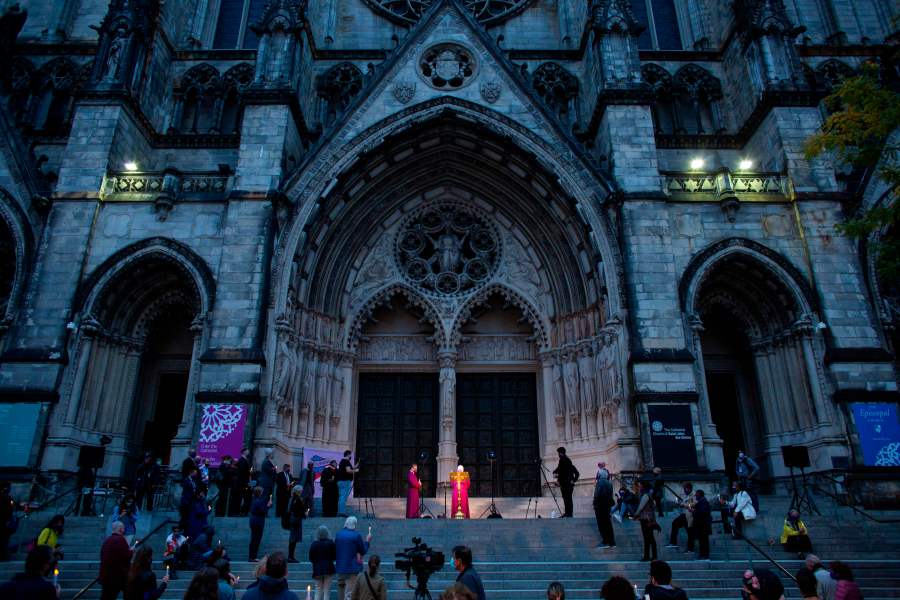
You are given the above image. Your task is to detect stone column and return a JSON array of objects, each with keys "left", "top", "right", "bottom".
[
  {"left": 174, "top": 316, "right": 205, "bottom": 448},
  {"left": 795, "top": 317, "right": 830, "bottom": 426},
  {"left": 436, "top": 352, "right": 458, "bottom": 487},
  {"left": 65, "top": 319, "right": 100, "bottom": 424},
  {"left": 751, "top": 340, "right": 779, "bottom": 435},
  {"left": 689, "top": 315, "right": 718, "bottom": 439}
]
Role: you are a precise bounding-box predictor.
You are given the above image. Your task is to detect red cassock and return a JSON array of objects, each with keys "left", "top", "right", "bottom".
[
  {"left": 451, "top": 476, "right": 470, "bottom": 519},
  {"left": 406, "top": 470, "right": 421, "bottom": 518}
]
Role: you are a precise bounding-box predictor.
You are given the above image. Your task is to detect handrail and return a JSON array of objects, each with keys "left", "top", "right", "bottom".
[
  {"left": 70, "top": 518, "right": 175, "bottom": 600},
  {"left": 736, "top": 534, "right": 798, "bottom": 584},
  {"left": 810, "top": 482, "right": 900, "bottom": 524},
  {"left": 20, "top": 485, "right": 80, "bottom": 516}
]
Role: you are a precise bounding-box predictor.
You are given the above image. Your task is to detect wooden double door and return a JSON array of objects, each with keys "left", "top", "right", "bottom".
[{"left": 355, "top": 372, "right": 540, "bottom": 498}]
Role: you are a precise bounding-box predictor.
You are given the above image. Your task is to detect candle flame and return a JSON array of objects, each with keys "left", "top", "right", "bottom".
[{"left": 54, "top": 568, "right": 59, "bottom": 576}]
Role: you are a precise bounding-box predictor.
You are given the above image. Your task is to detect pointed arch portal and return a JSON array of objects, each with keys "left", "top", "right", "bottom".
[{"left": 270, "top": 106, "right": 634, "bottom": 494}]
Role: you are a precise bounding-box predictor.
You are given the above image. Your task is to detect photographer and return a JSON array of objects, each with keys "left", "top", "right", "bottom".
[
  {"left": 336, "top": 516, "right": 371, "bottom": 600},
  {"left": 453, "top": 546, "right": 485, "bottom": 600},
  {"left": 552, "top": 447, "right": 578, "bottom": 518}
]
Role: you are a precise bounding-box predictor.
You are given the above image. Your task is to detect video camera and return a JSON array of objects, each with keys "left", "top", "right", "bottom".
[{"left": 395, "top": 537, "right": 444, "bottom": 599}]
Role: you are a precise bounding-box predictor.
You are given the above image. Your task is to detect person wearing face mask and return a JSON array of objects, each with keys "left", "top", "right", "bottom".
[
  {"left": 780, "top": 510, "right": 813, "bottom": 558},
  {"left": 735, "top": 450, "right": 761, "bottom": 511}
]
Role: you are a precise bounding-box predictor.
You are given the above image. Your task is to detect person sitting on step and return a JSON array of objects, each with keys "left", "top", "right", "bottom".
[{"left": 780, "top": 510, "right": 813, "bottom": 558}]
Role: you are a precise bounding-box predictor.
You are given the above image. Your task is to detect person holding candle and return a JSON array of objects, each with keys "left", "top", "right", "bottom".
[
  {"left": 213, "top": 559, "right": 237, "bottom": 600},
  {"left": 0, "top": 545, "right": 59, "bottom": 599},
  {"left": 124, "top": 546, "right": 168, "bottom": 600},
  {"left": 309, "top": 525, "right": 337, "bottom": 600},
  {"left": 286, "top": 486, "right": 306, "bottom": 563},
  {"left": 336, "top": 516, "right": 372, "bottom": 600}
]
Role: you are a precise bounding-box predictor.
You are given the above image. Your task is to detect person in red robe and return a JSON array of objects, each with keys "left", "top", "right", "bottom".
[
  {"left": 406, "top": 463, "right": 421, "bottom": 519},
  {"left": 451, "top": 465, "right": 470, "bottom": 519}
]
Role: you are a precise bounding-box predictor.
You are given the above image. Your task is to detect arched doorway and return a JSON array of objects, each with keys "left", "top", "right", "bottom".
[
  {"left": 57, "top": 241, "right": 213, "bottom": 475},
  {"left": 268, "top": 105, "right": 635, "bottom": 489},
  {"left": 687, "top": 242, "right": 831, "bottom": 476}
]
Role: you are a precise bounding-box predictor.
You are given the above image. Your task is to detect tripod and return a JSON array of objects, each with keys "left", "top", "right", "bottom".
[
  {"left": 537, "top": 460, "right": 562, "bottom": 517},
  {"left": 417, "top": 477, "right": 435, "bottom": 519},
  {"left": 788, "top": 466, "right": 819, "bottom": 515},
  {"left": 478, "top": 457, "right": 502, "bottom": 519}
]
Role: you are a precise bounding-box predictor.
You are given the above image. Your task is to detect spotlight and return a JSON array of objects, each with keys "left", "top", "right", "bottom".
[
  {"left": 689, "top": 158, "right": 705, "bottom": 171},
  {"left": 418, "top": 450, "right": 429, "bottom": 462},
  {"left": 123, "top": 161, "right": 139, "bottom": 172},
  {"left": 486, "top": 450, "right": 497, "bottom": 461},
  {"left": 739, "top": 159, "right": 754, "bottom": 171}
]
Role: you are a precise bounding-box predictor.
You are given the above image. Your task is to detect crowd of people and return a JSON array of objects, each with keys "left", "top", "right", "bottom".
[{"left": 0, "top": 448, "right": 865, "bottom": 600}]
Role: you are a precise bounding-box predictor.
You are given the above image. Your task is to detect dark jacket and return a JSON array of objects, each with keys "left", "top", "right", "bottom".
[
  {"left": 236, "top": 456, "right": 252, "bottom": 486},
  {"left": 258, "top": 459, "right": 277, "bottom": 491},
  {"left": 99, "top": 532, "right": 132, "bottom": 586},
  {"left": 242, "top": 575, "right": 299, "bottom": 600},
  {"left": 456, "top": 567, "right": 486, "bottom": 600},
  {"left": 0, "top": 573, "right": 58, "bottom": 600},
  {"left": 593, "top": 477, "right": 614, "bottom": 509},
  {"left": 125, "top": 570, "right": 167, "bottom": 600},
  {"left": 553, "top": 456, "right": 579, "bottom": 487},
  {"left": 309, "top": 538, "right": 337, "bottom": 577},
  {"left": 644, "top": 584, "right": 689, "bottom": 600},
  {"left": 186, "top": 499, "right": 210, "bottom": 539},
  {"left": 693, "top": 496, "right": 712, "bottom": 534},
  {"left": 276, "top": 471, "right": 293, "bottom": 494},
  {"left": 181, "top": 456, "right": 197, "bottom": 478},
  {"left": 249, "top": 497, "right": 269, "bottom": 528},
  {"left": 179, "top": 476, "right": 196, "bottom": 509},
  {"left": 134, "top": 462, "right": 160, "bottom": 490}
]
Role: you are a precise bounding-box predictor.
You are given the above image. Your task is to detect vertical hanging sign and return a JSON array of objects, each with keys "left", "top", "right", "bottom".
[
  {"left": 851, "top": 403, "right": 900, "bottom": 467},
  {"left": 197, "top": 404, "right": 248, "bottom": 467}
]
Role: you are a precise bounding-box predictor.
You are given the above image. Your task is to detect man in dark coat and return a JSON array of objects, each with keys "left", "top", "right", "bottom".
[
  {"left": 258, "top": 449, "right": 277, "bottom": 502},
  {"left": 552, "top": 447, "right": 579, "bottom": 518},
  {"left": 453, "top": 545, "right": 485, "bottom": 600},
  {"left": 179, "top": 468, "right": 198, "bottom": 531},
  {"left": 233, "top": 448, "right": 252, "bottom": 516},
  {"left": 275, "top": 463, "right": 293, "bottom": 518},
  {"left": 99, "top": 521, "right": 132, "bottom": 600},
  {"left": 692, "top": 489, "right": 712, "bottom": 560},
  {"left": 215, "top": 455, "right": 236, "bottom": 516},
  {"left": 320, "top": 460, "right": 339, "bottom": 518},
  {"left": 242, "top": 552, "right": 299, "bottom": 600},
  {"left": 0, "top": 545, "right": 58, "bottom": 600},
  {"left": 134, "top": 452, "right": 160, "bottom": 512},
  {"left": 593, "top": 462, "right": 616, "bottom": 548},
  {"left": 181, "top": 448, "right": 199, "bottom": 479}
]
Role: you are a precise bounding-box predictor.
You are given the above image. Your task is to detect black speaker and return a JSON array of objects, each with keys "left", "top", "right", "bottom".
[
  {"left": 782, "top": 445, "right": 810, "bottom": 469},
  {"left": 78, "top": 445, "right": 106, "bottom": 469}
]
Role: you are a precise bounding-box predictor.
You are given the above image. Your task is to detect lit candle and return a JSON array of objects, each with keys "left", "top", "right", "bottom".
[
  {"left": 306, "top": 584, "right": 312, "bottom": 600},
  {"left": 166, "top": 565, "right": 170, "bottom": 577},
  {"left": 53, "top": 568, "right": 59, "bottom": 586}
]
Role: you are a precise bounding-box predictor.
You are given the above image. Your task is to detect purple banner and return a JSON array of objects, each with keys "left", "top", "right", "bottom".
[{"left": 197, "top": 404, "right": 248, "bottom": 467}]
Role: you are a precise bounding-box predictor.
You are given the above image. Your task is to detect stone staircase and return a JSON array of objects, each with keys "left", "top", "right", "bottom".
[{"left": 2, "top": 491, "right": 899, "bottom": 599}]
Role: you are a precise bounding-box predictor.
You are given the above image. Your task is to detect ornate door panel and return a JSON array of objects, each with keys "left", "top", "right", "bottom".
[
  {"left": 456, "top": 373, "right": 540, "bottom": 497},
  {"left": 355, "top": 373, "right": 438, "bottom": 498}
]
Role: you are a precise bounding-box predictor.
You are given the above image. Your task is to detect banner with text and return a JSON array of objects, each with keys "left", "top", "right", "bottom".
[
  {"left": 851, "top": 403, "right": 900, "bottom": 467},
  {"left": 302, "top": 447, "right": 349, "bottom": 499},
  {"left": 647, "top": 404, "right": 698, "bottom": 469},
  {"left": 197, "top": 404, "right": 248, "bottom": 467}
]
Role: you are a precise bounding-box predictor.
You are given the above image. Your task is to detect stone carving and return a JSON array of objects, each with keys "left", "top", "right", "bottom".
[
  {"left": 349, "top": 235, "right": 396, "bottom": 311},
  {"left": 480, "top": 81, "right": 502, "bottom": 104},
  {"left": 419, "top": 44, "right": 476, "bottom": 90},
  {"left": 317, "top": 62, "right": 364, "bottom": 124},
  {"left": 499, "top": 237, "right": 550, "bottom": 314},
  {"left": 458, "top": 335, "right": 535, "bottom": 361},
  {"left": 393, "top": 81, "right": 416, "bottom": 104},
  {"left": 551, "top": 358, "right": 566, "bottom": 427},
  {"left": 395, "top": 204, "right": 500, "bottom": 297},
  {"left": 364, "top": 0, "right": 534, "bottom": 25},
  {"left": 358, "top": 335, "right": 435, "bottom": 362},
  {"left": 532, "top": 63, "right": 579, "bottom": 119}
]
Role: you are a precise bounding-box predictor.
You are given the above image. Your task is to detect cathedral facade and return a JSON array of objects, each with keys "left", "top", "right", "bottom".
[{"left": 0, "top": 0, "right": 897, "bottom": 494}]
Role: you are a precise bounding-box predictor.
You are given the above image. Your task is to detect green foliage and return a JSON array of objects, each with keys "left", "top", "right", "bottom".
[{"left": 805, "top": 61, "right": 900, "bottom": 283}]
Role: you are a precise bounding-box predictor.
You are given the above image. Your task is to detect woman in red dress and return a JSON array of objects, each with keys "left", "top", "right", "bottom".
[
  {"left": 405, "top": 463, "right": 421, "bottom": 519},
  {"left": 451, "top": 464, "right": 470, "bottom": 519}
]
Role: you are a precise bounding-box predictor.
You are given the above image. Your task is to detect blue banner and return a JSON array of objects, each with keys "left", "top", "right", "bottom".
[{"left": 851, "top": 403, "right": 900, "bottom": 467}]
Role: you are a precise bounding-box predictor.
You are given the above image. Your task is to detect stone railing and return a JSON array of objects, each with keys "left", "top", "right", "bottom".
[
  {"left": 100, "top": 168, "right": 233, "bottom": 220},
  {"left": 662, "top": 169, "right": 791, "bottom": 201},
  {"left": 100, "top": 168, "right": 232, "bottom": 202}
]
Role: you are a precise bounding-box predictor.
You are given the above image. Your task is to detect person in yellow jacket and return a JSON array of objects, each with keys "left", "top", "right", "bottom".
[
  {"left": 36, "top": 514, "right": 65, "bottom": 559},
  {"left": 780, "top": 509, "right": 813, "bottom": 557}
]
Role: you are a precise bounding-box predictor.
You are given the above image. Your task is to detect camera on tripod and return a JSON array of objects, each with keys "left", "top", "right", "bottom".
[{"left": 395, "top": 537, "right": 445, "bottom": 599}]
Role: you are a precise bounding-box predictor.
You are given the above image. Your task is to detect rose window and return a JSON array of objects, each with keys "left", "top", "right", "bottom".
[
  {"left": 396, "top": 204, "right": 501, "bottom": 296},
  {"left": 364, "top": 0, "right": 533, "bottom": 26},
  {"left": 419, "top": 44, "right": 476, "bottom": 90}
]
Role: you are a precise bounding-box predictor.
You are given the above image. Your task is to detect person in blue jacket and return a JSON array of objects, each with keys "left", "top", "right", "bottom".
[
  {"left": 248, "top": 487, "right": 271, "bottom": 562},
  {"left": 335, "top": 516, "right": 372, "bottom": 600}
]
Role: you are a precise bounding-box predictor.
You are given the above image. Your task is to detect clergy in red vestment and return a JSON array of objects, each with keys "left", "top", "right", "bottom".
[
  {"left": 450, "top": 464, "right": 471, "bottom": 519},
  {"left": 406, "top": 463, "right": 422, "bottom": 518}
]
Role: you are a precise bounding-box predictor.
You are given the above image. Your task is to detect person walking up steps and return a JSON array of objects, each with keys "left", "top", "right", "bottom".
[{"left": 593, "top": 462, "right": 615, "bottom": 549}]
